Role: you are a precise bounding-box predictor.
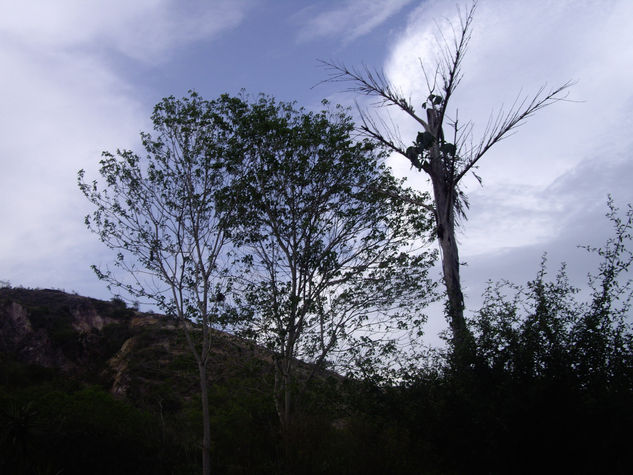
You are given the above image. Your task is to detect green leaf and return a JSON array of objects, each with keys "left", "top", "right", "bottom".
[
  {"left": 416, "top": 131, "right": 435, "bottom": 150},
  {"left": 440, "top": 143, "right": 457, "bottom": 156}
]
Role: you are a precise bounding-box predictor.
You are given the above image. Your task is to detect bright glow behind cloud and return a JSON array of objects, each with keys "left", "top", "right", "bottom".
[{"left": 382, "top": 0, "right": 633, "bottom": 253}]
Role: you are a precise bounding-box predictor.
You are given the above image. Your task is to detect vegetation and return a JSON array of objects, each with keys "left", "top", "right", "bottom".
[
  {"left": 2, "top": 204, "right": 632, "bottom": 473},
  {"left": 227, "top": 95, "right": 436, "bottom": 433},
  {"left": 2, "top": 3, "right": 631, "bottom": 474},
  {"left": 79, "top": 89, "right": 438, "bottom": 467},
  {"left": 78, "top": 92, "right": 247, "bottom": 474}
]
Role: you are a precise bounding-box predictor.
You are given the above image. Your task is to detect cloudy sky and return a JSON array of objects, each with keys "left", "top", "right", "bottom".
[{"left": 1, "top": 0, "right": 632, "bottom": 341}]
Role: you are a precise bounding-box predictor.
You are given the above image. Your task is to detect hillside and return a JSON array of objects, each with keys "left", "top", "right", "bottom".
[
  {"left": 0, "top": 289, "right": 298, "bottom": 473},
  {"left": 0, "top": 287, "right": 274, "bottom": 393},
  {"left": 0, "top": 288, "right": 366, "bottom": 474}
]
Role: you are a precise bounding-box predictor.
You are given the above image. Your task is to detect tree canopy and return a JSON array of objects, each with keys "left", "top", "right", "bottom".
[
  {"left": 79, "top": 91, "right": 439, "bottom": 461},
  {"left": 224, "top": 95, "right": 437, "bottom": 428}
]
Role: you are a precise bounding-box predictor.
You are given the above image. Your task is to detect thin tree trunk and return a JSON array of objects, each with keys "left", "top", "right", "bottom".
[
  {"left": 283, "top": 368, "right": 291, "bottom": 433},
  {"left": 273, "top": 357, "right": 294, "bottom": 462},
  {"left": 198, "top": 361, "right": 211, "bottom": 475}
]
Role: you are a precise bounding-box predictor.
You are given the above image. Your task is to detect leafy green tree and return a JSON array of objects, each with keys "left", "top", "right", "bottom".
[
  {"left": 227, "top": 96, "right": 437, "bottom": 433},
  {"left": 473, "top": 259, "right": 578, "bottom": 381},
  {"left": 78, "top": 92, "right": 242, "bottom": 475},
  {"left": 322, "top": 2, "right": 571, "bottom": 369}
]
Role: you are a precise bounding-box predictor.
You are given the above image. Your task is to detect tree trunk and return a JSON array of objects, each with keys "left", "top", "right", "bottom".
[
  {"left": 198, "top": 361, "right": 211, "bottom": 475},
  {"left": 273, "top": 357, "right": 294, "bottom": 463},
  {"left": 276, "top": 361, "right": 293, "bottom": 429},
  {"left": 284, "top": 372, "right": 291, "bottom": 432},
  {"left": 430, "top": 168, "right": 474, "bottom": 369}
]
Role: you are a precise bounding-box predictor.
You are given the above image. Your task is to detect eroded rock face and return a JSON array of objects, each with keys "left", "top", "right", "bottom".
[
  {"left": 130, "top": 314, "right": 178, "bottom": 330},
  {"left": 22, "top": 330, "right": 72, "bottom": 370},
  {"left": 0, "top": 288, "right": 125, "bottom": 371},
  {"left": 0, "top": 300, "right": 71, "bottom": 369},
  {"left": 0, "top": 301, "right": 32, "bottom": 348},
  {"left": 108, "top": 336, "right": 137, "bottom": 397},
  {"left": 71, "top": 305, "right": 115, "bottom": 333},
  {"left": 0, "top": 288, "right": 176, "bottom": 396},
  {"left": 0, "top": 288, "right": 278, "bottom": 401},
  {"left": 130, "top": 315, "right": 160, "bottom": 327}
]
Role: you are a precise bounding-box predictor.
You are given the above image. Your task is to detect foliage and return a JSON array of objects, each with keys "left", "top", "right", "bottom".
[
  {"left": 438, "top": 199, "right": 633, "bottom": 472},
  {"left": 60, "top": 63, "right": 626, "bottom": 471},
  {"left": 225, "top": 95, "right": 437, "bottom": 428},
  {"left": 471, "top": 198, "right": 633, "bottom": 391},
  {"left": 78, "top": 91, "right": 238, "bottom": 322},
  {"left": 0, "top": 383, "right": 165, "bottom": 475},
  {"left": 3, "top": 227, "right": 633, "bottom": 475}
]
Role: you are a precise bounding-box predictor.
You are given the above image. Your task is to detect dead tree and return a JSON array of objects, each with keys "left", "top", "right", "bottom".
[{"left": 321, "top": 2, "right": 571, "bottom": 368}]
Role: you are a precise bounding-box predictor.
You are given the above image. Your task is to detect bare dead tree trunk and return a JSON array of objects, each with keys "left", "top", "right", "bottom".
[
  {"left": 430, "top": 168, "right": 473, "bottom": 365},
  {"left": 425, "top": 107, "right": 474, "bottom": 367}
]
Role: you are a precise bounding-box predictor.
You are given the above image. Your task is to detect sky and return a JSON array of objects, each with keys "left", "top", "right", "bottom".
[{"left": 1, "top": 0, "right": 632, "bottom": 343}]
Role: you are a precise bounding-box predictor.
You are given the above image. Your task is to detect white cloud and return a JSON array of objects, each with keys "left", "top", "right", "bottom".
[
  {"left": 295, "top": 0, "right": 413, "bottom": 43},
  {"left": 0, "top": 0, "right": 253, "bottom": 296},
  {"left": 0, "top": 0, "right": 251, "bottom": 63},
  {"left": 0, "top": 44, "right": 145, "bottom": 295}
]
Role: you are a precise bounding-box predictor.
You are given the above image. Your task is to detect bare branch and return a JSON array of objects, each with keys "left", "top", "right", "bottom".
[
  {"left": 437, "top": 1, "right": 476, "bottom": 132},
  {"left": 319, "top": 60, "right": 430, "bottom": 131},
  {"left": 455, "top": 81, "right": 574, "bottom": 184}
]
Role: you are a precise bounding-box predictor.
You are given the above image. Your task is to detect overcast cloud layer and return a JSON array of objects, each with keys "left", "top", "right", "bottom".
[{"left": 1, "top": 0, "right": 631, "bottom": 342}]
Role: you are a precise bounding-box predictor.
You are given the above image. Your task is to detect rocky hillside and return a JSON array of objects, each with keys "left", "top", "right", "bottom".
[
  {"left": 0, "top": 288, "right": 294, "bottom": 474},
  {"left": 0, "top": 287, "right": 275, "bottom": 401},
  {"left": 2, "top": 288, "right": 137, "bottom": 372},
  {"left": 1, "top": 288, "right": 376, "bottom": 475}
]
